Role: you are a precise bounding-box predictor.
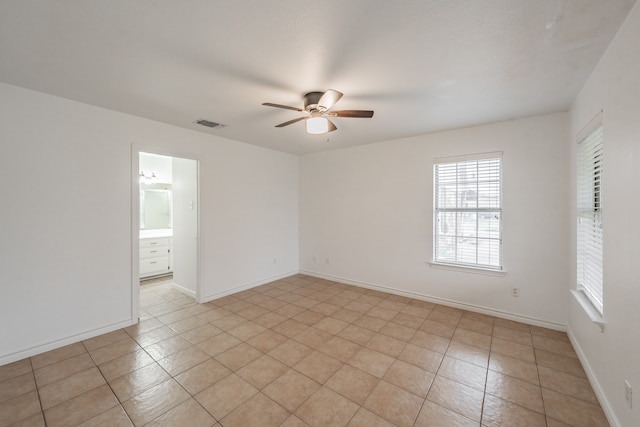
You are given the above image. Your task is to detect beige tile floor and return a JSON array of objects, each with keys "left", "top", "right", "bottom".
[{"left": 0, "top": 274, "right": 609, "bottom": 426}]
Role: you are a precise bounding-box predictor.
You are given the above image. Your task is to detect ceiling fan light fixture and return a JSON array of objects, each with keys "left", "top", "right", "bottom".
[
  {"left": 263, "top": 89, "right": 373, "bottom": 135},
  {"left": 306, "top": 116, "right": 328, "bottom": 134}
]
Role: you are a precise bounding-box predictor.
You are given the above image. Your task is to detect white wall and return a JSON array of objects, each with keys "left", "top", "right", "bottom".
[
  {"left": 568, "top": 2, "right": 640, "bottom": 426},
  {"left": 300, "top": 112, "right": 570, "bottom": 327},
  {"left": 171, "top": 156, "right": 198, "bottom": 296},
  {"left": 0, "top": 82, "right": 299, "bottom": 364}
]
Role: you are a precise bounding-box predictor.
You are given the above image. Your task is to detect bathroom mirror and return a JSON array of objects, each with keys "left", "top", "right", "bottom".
[{"left": 140, "top": 186, "right": 172, "bottom": 230}]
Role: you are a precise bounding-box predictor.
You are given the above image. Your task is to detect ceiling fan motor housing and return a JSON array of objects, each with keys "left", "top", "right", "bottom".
[{"left": 304, "top": 92, "right": 324, "bottom": 112}]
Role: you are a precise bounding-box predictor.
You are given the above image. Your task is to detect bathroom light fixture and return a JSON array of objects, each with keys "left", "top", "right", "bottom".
[
  {"left": 139, "top": 171, "right": 156, "bottom": 180},
  {"left": 306, "top": 116, "right": 329, "bottom": 134}
]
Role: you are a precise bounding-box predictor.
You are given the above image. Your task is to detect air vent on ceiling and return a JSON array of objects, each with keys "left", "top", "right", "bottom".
[{"left": 194, "top": 119, "right": 226, "bottom": 129}]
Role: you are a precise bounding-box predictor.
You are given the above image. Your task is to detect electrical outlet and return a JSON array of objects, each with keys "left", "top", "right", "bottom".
[
  {"left": 313, "top": 256, "right": 316, "bottom": 263},
  {"left": 325, "top": 258, "right": 330, "bottom": 264},
  {"left": 625, "top": 381, "right": 633, "bottom": 408},
  {"left": 273, "top": 258, "right": 277, "bottom": 264},
  {"left": 511, "top": 287, "right": 520, "bottom": 297}
]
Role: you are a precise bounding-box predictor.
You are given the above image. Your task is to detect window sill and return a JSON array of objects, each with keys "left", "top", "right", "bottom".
[
  {"left": 571, "top": 289, "right": 605, "bottom": 332},
  {"left": 428, "top": 261, "right": 507, "bottom": 277}
]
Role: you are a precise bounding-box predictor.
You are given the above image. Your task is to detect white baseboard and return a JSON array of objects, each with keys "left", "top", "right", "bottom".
[
  {"left": 567, "top": 328, "right": 620, "bottom": 427},
  {"left": 0, "top": 318, "right": 135, "bottom": 366},
  {"left": 200, "top": 270, "right": 299, "bottom": 303},
  {"left": 300, "top": 270, "right": 567, "bottom": 331},
  {"left": 172, "top": 282, "right": 196, "bottom": 298},
  {"left": 1, "top": 271, "right": 299, "bottom": 366}
]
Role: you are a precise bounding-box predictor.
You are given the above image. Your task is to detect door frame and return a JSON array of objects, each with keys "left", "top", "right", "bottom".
[{"left": 131, "top": 144, "right": 202, "bottom": 322}]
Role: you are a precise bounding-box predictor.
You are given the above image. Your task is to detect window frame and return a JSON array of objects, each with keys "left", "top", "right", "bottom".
[
  {"left": 576, "top": 113, "right": 604, "bottom": 316},
  {"left": 432, "top": 152, "right": 503, "bottom": 272}
]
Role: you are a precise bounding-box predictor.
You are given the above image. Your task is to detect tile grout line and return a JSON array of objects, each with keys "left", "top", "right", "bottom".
[
  {"left": 29, "top": 357, "right": 48, "bottom": 427},
  {"left": 412, "top": 324, "right": 452, "bottom": 427},
  {"left": 81, "top": 339, "right": 136, "bottom": 427},
  {"left": 125, "top": 304, "right": 222, "bottom": 426},
  {"left": 530, "top": 327, "right": 552, "bottom": 427},
  {"left": 480, "top": 322, "right": 495, "bottom": 427}
]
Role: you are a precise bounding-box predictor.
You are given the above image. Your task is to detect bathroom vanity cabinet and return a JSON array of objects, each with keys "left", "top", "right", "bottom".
[{"left": 140, "top": 236, "right": 172, "bottom": 278}]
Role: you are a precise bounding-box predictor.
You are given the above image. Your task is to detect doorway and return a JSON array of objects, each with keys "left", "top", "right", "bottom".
[{"left": 131, "top": 147, "right": 200, "bottom": 322}]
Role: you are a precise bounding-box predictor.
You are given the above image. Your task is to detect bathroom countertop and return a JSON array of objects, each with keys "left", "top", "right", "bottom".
[{"left": 140, "top": 229, "right": 173, "bottom": 239}]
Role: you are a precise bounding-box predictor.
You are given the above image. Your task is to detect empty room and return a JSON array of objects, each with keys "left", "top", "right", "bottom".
[{"left": 1, "top": 1, "right": 639, "bottom": 426}]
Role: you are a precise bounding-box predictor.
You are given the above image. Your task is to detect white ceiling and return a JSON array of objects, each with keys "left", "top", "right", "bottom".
[{"left": 0, "top": 0, "right": 636, "bottom": 155}]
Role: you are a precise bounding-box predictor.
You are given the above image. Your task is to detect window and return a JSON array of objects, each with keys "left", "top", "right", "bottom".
[
  {"left": 577, "top": 116, "right": 604, "bottom": 314},
  {"left": 433, "top": 153, "right": 502, "bottom": 270}
]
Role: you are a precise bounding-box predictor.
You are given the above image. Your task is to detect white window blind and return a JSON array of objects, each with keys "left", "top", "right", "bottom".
[
  {"left": 577, "top": 121, "right": 604, "bottom": 314},
  {"left": 433, "top": 154, "right": 502, "bottom": 270}
]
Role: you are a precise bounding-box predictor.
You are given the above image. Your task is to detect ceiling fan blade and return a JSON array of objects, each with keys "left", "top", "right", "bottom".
[
  {"left": 262, "top": 102, "right": 303, "bottom": 112},
  {"left": 329, "top": 110, "right": 374, "bottom": 118},
  {"left": 275, "top": 116, "right": 307, "bottom": 127},
  {"left": 327, "top": 119, "right": 337, "bottom": 132},
  {"left": 317, "top": 89, "right": 343, "bottom": 111}
]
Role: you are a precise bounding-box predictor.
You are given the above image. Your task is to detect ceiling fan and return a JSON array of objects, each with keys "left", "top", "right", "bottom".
[{"left": 262, "top": 89, "right": 374, "bottom": 134}]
